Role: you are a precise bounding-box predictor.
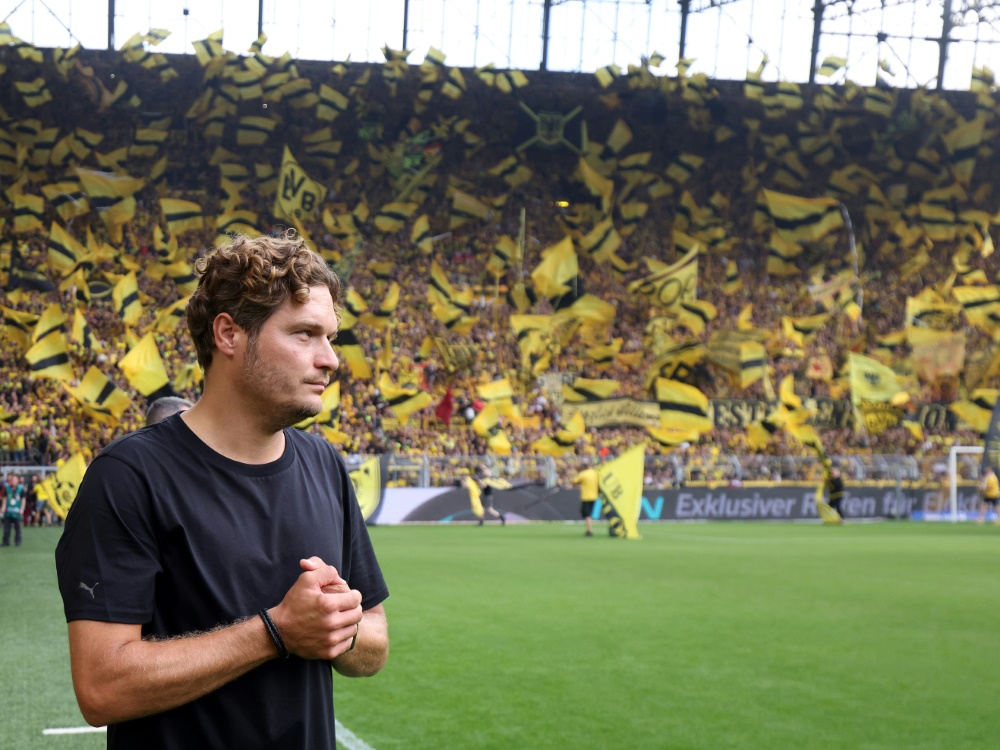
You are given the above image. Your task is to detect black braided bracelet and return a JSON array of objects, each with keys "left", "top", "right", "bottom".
[{"left": 258, "top": 609, "right": 289, "bottom": 659}]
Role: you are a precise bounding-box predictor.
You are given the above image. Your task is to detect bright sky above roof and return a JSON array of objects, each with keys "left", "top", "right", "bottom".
[{"left": 2, "top": 0, "right": 999, "bottom": 90}]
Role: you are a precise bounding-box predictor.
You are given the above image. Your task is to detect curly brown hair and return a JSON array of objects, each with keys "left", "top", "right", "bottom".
[{"left": 187, "top": 232, "right": 342, "bottom": 370}]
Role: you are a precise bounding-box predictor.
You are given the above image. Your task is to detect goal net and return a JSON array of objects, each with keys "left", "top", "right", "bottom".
[{"left": 948, "top": 446, "right": 983, "bottom": 522}]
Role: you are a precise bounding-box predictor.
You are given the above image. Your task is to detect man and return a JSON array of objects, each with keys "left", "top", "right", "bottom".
[
  {"left": 977, "top": 465, "right": 1000, "bottom": 524},
  {"left": 145, "top": 396, "right": 194, "bottom": 425},
  {"left": 463, "top": 466, "right": 507, "bottom": 525},
  {"left": 2, "top": 473, "right": 25, "bottom": 546},
  {"left": 571, "top": 461, "right": 599, "bottom": 536},
  {"left": 55, "top": 233, "right": 389, "bottom": 749},
  {"left": 825, "top": 465, "right": 846, "bottom": 524}
]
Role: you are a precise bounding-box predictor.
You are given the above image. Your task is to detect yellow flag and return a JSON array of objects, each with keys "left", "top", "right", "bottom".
[
  {"left": 377, "top": 373, "right": 432, "bottom": 425},
  {"left": 849, "top": 353, "right": 902, "bottom": 405},
  {"left": 113, "top": 271, "right": 143, "bottom": 326},
  {"left": 531, "top": 412, "right": 586, "bottom": 457},
  {"left": 531, "top": 236, "right": 579, "bottom": 302},
  {"left": 2, "top": 305, "right": 38, "bottom": 350},
  {"left": 597, "top": 444, "right": 646, "bottom": 539},
  {"left": 448, "top": 189, "right": 491, "bottom": 228},
  {"left": 477, "top": 379, "right": 514, "bottom": 402},
  {"left": 472, "top": 403, "right": 512, "bottom": 455},
  {"left": 161, "top": 198, "right": 205, "bottom": 234},
  {"left": 44, "top": 453, "right": 88, "bottom": 520},
  {"left": 47, "top": 222, "right": 85, "bottom": 273},
  {"left": 762, "top": 189, "right": 844, "bottom": 243},
  {"left": 13, "top": 193, "right": 44, "bottom": 233},
  {"left": 374, "top": 202, "right": 418, "bottom": 233},
  {"left": 32, "top": 303, "right": 67, "bottom": 343},
  {"left": 628, "top": 248, "right": 699, "bottom": 310},
  {"left": 655, "top": 378, "right": 713, "bottom": 433},
  {"left": 562, "top": 378, "right": 620, "bottom": 402},
  {"left": 274, "top": 146, "right": 323, "bottom": 220},
  {"left": 65, "top": 365, "right": 132, "bottom": 422},
  {"left": 25, "top": 331, "right": 74, "bottom": 382},
  {"left": 118, "top": 332, "right": 170, "bottom": 396}
]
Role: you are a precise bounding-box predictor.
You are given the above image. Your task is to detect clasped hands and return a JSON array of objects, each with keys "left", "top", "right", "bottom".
[{"left": 268, "top": 556, "right": 363, "bottom": 661}]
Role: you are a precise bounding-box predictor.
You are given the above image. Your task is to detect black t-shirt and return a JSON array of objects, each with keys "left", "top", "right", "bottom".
[{"left": 55, "top": 414, "right": 389, "bottom": 750}]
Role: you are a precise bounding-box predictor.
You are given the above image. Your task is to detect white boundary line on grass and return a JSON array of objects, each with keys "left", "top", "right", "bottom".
[
  {"left": 336, "top": 719, "right": 376, "bottom": 750},
  {"left": 42, "top": 726, "right": 107, "bottom": 735},
  {"left": 42, "top": 720, "right": 373, "bottom": 747}
]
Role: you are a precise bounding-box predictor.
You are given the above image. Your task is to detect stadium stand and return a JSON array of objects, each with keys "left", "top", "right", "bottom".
[{"left": 0, "top": 22, "right": 996, "bottom": 494}]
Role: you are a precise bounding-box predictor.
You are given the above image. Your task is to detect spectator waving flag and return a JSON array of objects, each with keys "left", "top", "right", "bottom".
[{"left": 596, "top": 444, "right": 646, "bottom": 539}]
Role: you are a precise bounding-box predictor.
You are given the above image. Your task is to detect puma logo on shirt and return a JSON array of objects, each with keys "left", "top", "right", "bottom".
[{"left": 78, "top": 581, "right": 99, "bottom": 598}]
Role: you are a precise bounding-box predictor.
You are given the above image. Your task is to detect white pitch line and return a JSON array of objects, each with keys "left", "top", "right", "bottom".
[
  {"left": 42, "top": 721, "right": 372, "bottom": 746},
  {"left": 42, "top": 726, "right": 107, "bottom": 735},
  {"left": 336, "top": 719, "right": 376, "bottom": 750}
]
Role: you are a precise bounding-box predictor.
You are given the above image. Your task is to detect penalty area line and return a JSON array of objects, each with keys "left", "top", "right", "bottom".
[
  {"left": 43, "top": 726, "right": 108, "bottom": 735},
  {"left": 336, "top": 719, "right": 376, "bottom": 750}
]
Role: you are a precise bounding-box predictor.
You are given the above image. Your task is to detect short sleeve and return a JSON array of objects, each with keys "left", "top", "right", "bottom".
[
  {"left": 55, "top": 455, "right": 163, "bottom": 624},
  {"left": 335, "top": 454, "right": 389, "bottom": 612}
]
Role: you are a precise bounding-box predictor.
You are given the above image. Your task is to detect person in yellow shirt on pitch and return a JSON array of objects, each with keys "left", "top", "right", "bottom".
[
  {"left": 572, "top": 461, "right": 600, "bottom": 537},
  {"left": 462, "top": 467, "right": 507, "bottom": 526},
  {"left": 977, "top": 466, "right": 1000, "bottom": 524}
]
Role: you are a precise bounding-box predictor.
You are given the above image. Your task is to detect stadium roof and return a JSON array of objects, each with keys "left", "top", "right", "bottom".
[{"left": 3, "top": 0, "right": 1000, "bottom": 89}]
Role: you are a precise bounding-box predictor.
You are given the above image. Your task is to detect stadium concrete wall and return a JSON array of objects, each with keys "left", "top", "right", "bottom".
[{"left": 371, "top": 483, "right": 980, "bottom": 524}]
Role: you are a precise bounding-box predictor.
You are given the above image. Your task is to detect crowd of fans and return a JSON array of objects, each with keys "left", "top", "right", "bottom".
[{"left": 0, "top": 29, "right": 995, "bottom": 486}]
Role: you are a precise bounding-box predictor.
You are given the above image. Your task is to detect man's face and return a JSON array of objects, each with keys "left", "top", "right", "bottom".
[{"left": 238, "top": 285, "right": 340, "bottom": 432}]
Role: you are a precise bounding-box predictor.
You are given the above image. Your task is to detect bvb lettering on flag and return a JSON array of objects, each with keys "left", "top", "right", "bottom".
[{"left": 274, "top": 146, "right": 323, "bottom": 220}]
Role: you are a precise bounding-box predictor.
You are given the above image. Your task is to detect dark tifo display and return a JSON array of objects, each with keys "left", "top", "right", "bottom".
[{"left": 382, "top": 484, "right": 978, "bottom": 524}]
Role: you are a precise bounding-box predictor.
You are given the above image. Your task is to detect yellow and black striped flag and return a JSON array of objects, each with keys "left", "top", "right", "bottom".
[
  {"left": 112, "top": 271, "right": 143, "bottom": 326},
  {"left": 531, "top": 412, "right": 585, "bottom": 456},
  {"left": 65, "top": 365, "right": 132, "bottom": 423},
  {"left": 562, "top": 378, "right": 620, "bottom": 402},
  {"left": 130, "top": 128, "right": 169, "bottom": 158},
  {"left": 1, "top": 305, "right": 38, "bottom": 350},
  {"left": 374, "top": 202, "right": 418, "bottom": 233},
  {"left": 449, "top": 189, "right": 491, "bottom": 229},
  {"left": 487, "top": 155, "right": 532, "bottom": 188},
  {"left": 579, "top": 217, "right": 622, "bottom": 262},
  {"left": 47, "top": 223, "right": 85, "bottom": 274},
  {"left": 489, "top": 235, "right": 519, "bottom": 276},
  {"left": 25, "top": 330, "right": 74, "bottom": 382},
  {"left": 655, "top": 378, "right": 713, "bottom": 433},
  {"left": 333, "top": 327, "right": 372, "bottom": 380},
  {"left": 316, "top": 84, "right": 349, "bottom": 121},
  {"left": 952, "top": 284, "right": 1000, "bottom": 330},
  {"left": 411, "top": 214, "right": 434, "bottom": 254},
  {"left": 13, "top": 194, "right": 44, "bottom": 233},
  {"left": 161, "top": 198, "right": 204, "bottom": 234},
  {"left": 15, "top": 77, "right": 52, "bottom": 108},
  {"left": 41, "top": 182, "right": 89, "bottom": 221},
  {"left": 118, "top": 332, "right": 170, "bottom": 396},
  {"left": 377, "top": 373, "right": 432, "bottom": 425},
  {"left": 71, "top": 308, "right": 103, "bottom": 350},
  {"left": 531, "top": 236, "right": 580, "bottom": 307},
  {"left": 32, "top": 303, "right": 66, "bottom": 343},
  {"left": 761, "top": 189, "right": 844, "bottom": 243},
  {"left": 675, "top": 299, "right": 717, "bottom": 336},
  {"left": 628, "top": 247, "right": 699, "bottom": 311}
]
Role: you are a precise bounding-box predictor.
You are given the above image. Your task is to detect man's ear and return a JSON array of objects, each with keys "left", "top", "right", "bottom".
[{"left": 212, "top": 313, "right": 241, "bottom": 358}]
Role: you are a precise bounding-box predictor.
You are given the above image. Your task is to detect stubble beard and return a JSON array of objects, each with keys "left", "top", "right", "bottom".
[{"left": 242, "top": 340, "right": 322, "bottom": 432}]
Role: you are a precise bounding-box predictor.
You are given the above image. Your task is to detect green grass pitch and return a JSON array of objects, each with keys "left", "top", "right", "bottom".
[{"left": 3, "top": 522, "right": 1000, "bottom": 749}]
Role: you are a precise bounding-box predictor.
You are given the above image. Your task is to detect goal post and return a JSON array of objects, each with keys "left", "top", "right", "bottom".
[{"left": 948, "top": 446, "right": 983, "bottom": 523}]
